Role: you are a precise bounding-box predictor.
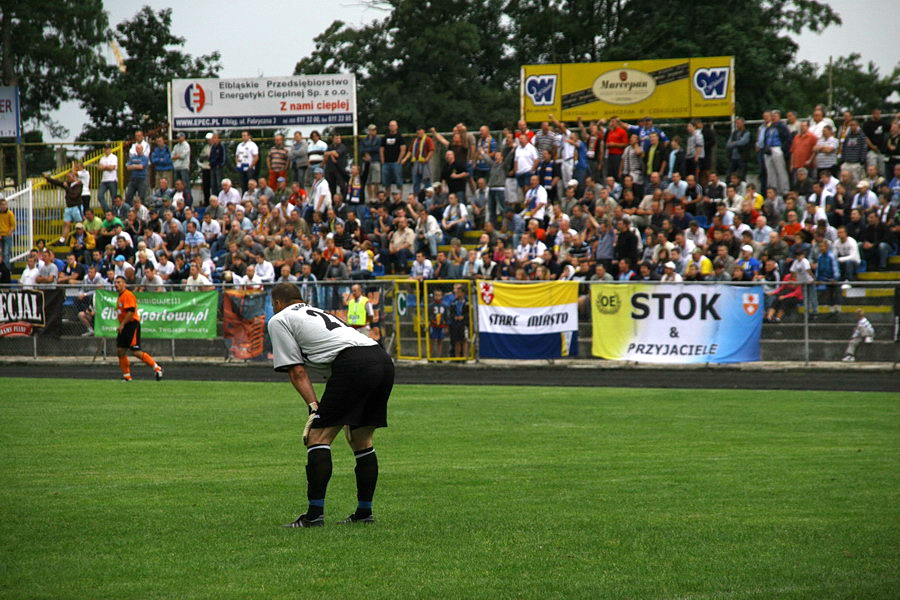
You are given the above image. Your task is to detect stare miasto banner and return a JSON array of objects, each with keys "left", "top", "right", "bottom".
[
  {"left": 477, "top": 281, "right": 579, "bottom": 359},
  {"left": 591, "top": 283, "right": 761, "bottom": 363},
  {"left": 521, "top": 56, "right": 734, "bottom": 122},
  {"left": 94, "top": 290, "right": 217, "bottom": 339}
]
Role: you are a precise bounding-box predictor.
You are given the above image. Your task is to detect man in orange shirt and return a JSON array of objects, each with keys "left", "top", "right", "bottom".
[
  {"left": 114, "top": 275, "right": 163, "bottom": 381},
  {"left": 790, "top": 120, "right": 818, "bottom": 180}
]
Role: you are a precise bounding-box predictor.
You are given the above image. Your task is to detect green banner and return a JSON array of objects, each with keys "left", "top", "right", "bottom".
[{"left": 95, "top": 290, "right": 218, "bottom": 339}]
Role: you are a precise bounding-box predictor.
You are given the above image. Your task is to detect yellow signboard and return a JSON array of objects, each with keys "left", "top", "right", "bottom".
[{"left": 521, "top": 56, "right": 735, "bottom": 122}]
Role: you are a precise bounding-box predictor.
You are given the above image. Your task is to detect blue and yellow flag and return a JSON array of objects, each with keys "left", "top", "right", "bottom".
[{"left": 477, "top": 281, "right": 579, "bottom": 359}]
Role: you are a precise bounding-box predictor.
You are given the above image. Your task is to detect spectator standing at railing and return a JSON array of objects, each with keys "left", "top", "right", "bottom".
[
  {"left": 726, "top": 117, "right": 751, "bottom": 179},
  {"left": 97, "top": 145, "right": 118, "bottom": 214},
  {"left": 379, "top": 121, "right": 406, "bottom": 195},
  {"left": 172, "top": 132, "right": 191, "bottom": 189},
  {"left": 44, "top": 170, "right": 84, "bottom": 246},
  {"left": 150, "top": 137, "right": 173, "bottom": 187},
  {"left": 124, "top": 144, "right": 149, "bottom": 206},
  {"left": 128, "top": 130, "right": 150, "bottom": 158},
  {"left": 0, "top": 197, "right": 14, "bottom": 267},
  {"left": 197, "top": 133, "right": 213, "bottom": 205},
  {"left": 839, "top": 121, "right": 868, "bottom": 185},
  {"left": 266, "top": 134, "right": 289, "bottom": 189},
  {"left": 235, "top": 131, "right": 259, "bottom": 192},
  {"left": 403, "top": 127, "right": 434, "bottom": 195},
  {"left": 290, "top": 131, "right": 310, "bottom": 190}
]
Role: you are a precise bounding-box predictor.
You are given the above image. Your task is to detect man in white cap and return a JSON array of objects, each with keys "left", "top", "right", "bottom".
[
  {"left": 312, "top": 167, "right": 332, "bottom": 215},
  {"left": 851, "top": 180, "right": 878, "bottom": 211},
  {"left": 737, "top": 244, "right": 762, "bottom": 278},
  {"left": 660, "top": 261, "right": 682, "bottom": 282}
]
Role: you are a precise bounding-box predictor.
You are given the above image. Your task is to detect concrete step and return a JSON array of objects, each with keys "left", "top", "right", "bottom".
[
  {"left": 858, "top": 271, "right": 900, "bottom": 281},
  {"left": 0, "top": 336, "right": 229, "bottom": 358}
]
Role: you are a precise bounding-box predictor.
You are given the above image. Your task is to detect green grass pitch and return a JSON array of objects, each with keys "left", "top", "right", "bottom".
[{"left": 1, "top": 378, "right": 897, "bottom": 599}]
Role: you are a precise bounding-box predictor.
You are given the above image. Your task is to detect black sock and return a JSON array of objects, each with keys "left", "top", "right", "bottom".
[
  {"left": 306, "top": 445, "right": 332, "bottom": 518},
  {"left": 354, "top": 447, "right": 378, "bottom": 517}
]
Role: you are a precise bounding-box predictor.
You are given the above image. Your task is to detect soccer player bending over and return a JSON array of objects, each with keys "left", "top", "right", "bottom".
[
  {"left": 114, "top": 276, "right": 163, "bottom": 381},
  {"left": 268, "top": 282, "right": 394, "bottom": 527}
]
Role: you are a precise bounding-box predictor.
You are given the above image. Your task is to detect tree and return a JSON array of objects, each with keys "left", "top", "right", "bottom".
[
  {"left": 297, "top": 0, "right": 850, "bottom": 127},
  {"left": 77, "top": 6, "right": 221, "bottom": 141},
  {"left": 509, "top": 0, "right": 842, "bottom": 119},
  {"left": 780, "top": 55, "right": 900, "bottom": 116},
  {"left": 294, "top": 0, "right": 518, "bottom": 131},
  {"left": 0, "top": 0, "right": 108, "bottom": 137}
]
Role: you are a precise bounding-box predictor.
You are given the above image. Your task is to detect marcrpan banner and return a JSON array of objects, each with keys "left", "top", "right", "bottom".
[
  {"left": 591, "top": 283, "right": 762, "bottom": 363},
  {"left": 171, "top": 75, "right": 356, "bottom": 129},
  {"left": 94, "top": 290, "right": 218, "bottom": 339},
  {"left": 477, "top": 281, "right": 579, "bottom": 359},
  {"left": 0, "top": 288, "right": 63, "bottom": 337},
  {"left": 521, "top": 56, "right": 735, "bottom": 122}
]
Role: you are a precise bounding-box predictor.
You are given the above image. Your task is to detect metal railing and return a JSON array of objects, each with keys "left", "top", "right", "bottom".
[{"left": 0, "top": 279, "right": 895, "bottom": 364}]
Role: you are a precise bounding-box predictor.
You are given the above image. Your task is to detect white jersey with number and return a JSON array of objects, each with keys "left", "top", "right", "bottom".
[{"left": 269, "top": 302, "right": 377, "bottom": 376}]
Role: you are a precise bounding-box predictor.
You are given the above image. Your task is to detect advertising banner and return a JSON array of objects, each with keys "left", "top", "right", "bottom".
[
  {"left": 223, "top": 289, "right": 266, "bottom": 359},
  {"left": 521, "top": 56, "right": 734, "bottom": 122},
  {"left": 94, "top": 290, "right": 217, "bottom": 339},
  {"left": 0, "top": 86, "right": 21, "bottom": 138},
  {"left": 478, "top": 281, "right": 579, "bottom": 359},
  {"left": 0, "top": 288, "right": 62, "bottom": 337},
  {"left": 171, "top": 75, "right": 356, "bottom": 129},
  {"left": 591, "top": 283, "right": 761, "bottom": 363}
]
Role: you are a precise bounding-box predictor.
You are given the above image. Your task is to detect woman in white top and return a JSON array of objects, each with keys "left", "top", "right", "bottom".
[{"left": 307, "top": 131, "right": 328, "bottom": 170}]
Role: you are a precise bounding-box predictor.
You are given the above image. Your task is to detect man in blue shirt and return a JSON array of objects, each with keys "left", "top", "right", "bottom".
[
  {"left": 209, "top": 133, "right": 225, "bottom": 196},
  {"left": 736, "top": 244, "right": 761, "bottom": 279},
  {"left": 150, "top": 137, "right": 173, "bottom": 187},
  {"left": 763, "top": 110, "right": 791, "bottom": 195},
  {"left": 627, "top": 117, "right": 669, "bottom": 152},
  {"left": 125, "top": 144, "right": 150, "bottom": 205}
]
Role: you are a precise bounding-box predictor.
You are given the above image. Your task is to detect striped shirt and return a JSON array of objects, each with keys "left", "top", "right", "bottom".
[{"left": 268, "top": 146, "right": 289, "bottom": 171}]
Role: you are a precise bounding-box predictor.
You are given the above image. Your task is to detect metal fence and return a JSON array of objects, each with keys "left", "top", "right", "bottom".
[{"left": 0, "top": 279, "right": 896, "bottom": 364}]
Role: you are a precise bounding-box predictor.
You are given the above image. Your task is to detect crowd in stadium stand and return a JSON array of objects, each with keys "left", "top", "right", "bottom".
[{"left": 7, "top": 105, "right": 900, "bottom": 323}]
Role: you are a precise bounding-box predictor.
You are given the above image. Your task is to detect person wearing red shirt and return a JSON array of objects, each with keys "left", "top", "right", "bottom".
[
  {"left": 790, "top": 120, "right": 819, "bottom": 179},
  {"left": 604, "top": 117, "right": 629, "bottom": 182}
]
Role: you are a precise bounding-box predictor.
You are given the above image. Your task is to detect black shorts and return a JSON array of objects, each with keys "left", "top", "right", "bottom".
[
  {"left": 117, "top": 321, "right": 142, "bottom": 350},
  {"left": 314, "top": 345, "right": 394, "bottom": 430},
  {"left": 449, "top": 323, "right": 467, "bottom": 343}
]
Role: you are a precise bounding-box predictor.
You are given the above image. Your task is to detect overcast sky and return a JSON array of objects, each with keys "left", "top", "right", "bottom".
[{"left": 47, "top": 0, "right": 900, "bottom": 141}]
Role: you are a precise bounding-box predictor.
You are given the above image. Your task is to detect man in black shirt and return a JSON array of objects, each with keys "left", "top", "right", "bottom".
[
  {"left": 380, "top": 120, "right": 406, "bottom": 195},
  {"left": 862, "top": 109, "right": 888, "bottom": 176},
  {"left": 441, "top": 150, "right": 469, "bottom": 203},
  {"left": 324, "top": 134, "right": 348, "bottom": 196}
]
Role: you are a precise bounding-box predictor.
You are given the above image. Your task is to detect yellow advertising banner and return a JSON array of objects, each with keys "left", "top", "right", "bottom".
[{"left": 521, "top": 57, "right": 734, "bottom": 122}]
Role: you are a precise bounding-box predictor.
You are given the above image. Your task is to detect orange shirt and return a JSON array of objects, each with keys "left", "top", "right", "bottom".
[{"left": 117, "top": 289, "right": 140, "bottom": 323}]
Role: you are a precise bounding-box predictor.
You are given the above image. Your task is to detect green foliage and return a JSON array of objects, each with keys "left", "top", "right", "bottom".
[
  {"left": 297, "top": 0, "right": 851, "bottom": 126},
  {"left": 779, "top": 54, "right": 900, "bottom": 116},
  {"left": 0, "top": 0, "right": 108, "bottom": 137},
  {"left": 1, "top": 378, "right": 898, "bottom": 598},
  {"left": 77, "top": 6, "right": 221, "bottom": 141},
  {"left": 295, "top": 0, "right": 518, "bottom": 130}
]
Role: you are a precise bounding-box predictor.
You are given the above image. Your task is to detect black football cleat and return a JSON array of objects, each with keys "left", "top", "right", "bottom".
[
  {"left": 337, "top": 513, "right": 374, "bottom": 525},
  {"left": 154, "top": 367, "right": 163, "bottom": 381},
  {"left": 282, "top": 513, "right": 324, "bottom": 528}
]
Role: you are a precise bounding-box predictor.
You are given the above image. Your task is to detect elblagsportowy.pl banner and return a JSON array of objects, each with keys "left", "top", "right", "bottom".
[
  {"left": 477, "top": 281, "right": 579, "bottom": 359},
  {"left": 171, "top": 75, "right": 356, "bottom": 130},
  {"left": 590, "top": 283, "right": 762, "bottom": 363},
  {"left": 94, "top": 290, "right": 218, "bottom": 339}
]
